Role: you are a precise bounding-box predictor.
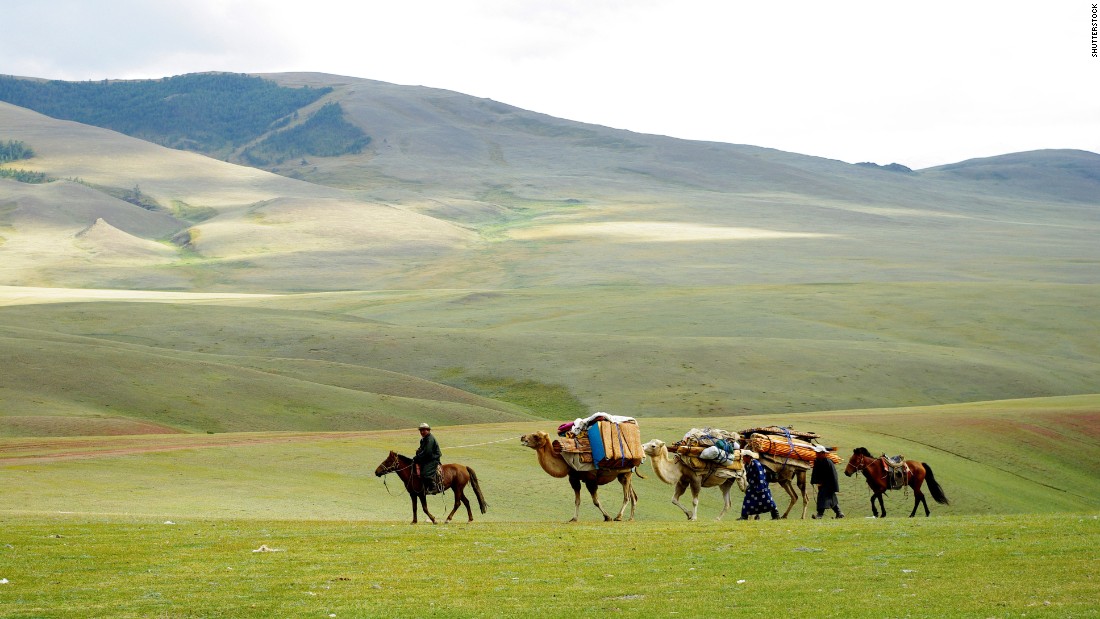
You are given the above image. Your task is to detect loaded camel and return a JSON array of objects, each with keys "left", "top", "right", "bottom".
[
  {"left": 642, "top": 438, "right": 745, "bottom": 521},
  {"left": 520, "top": 431, "right": 639, "bottom": 522},
  {"left": 757, "top": 457, "right": 810, "bottom": 519}
]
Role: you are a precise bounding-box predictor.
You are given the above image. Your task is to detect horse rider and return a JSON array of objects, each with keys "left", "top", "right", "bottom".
[
  {"left": 810, "top": 444, "right": 844, "bottom": 519},
  {"left": 738, "top": 450, "right": 781, "bottom": 520},
  {"left": 413, "top": 422, "right": 443, "bottom": 494}
]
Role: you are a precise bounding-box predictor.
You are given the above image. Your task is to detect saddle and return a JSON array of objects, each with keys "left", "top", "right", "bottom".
[
  {"left": 881, "top": 455, "right": 908, "bottom": 490},
  {"left": 417, "top": 464, "right": 446, "bottom": 495}
]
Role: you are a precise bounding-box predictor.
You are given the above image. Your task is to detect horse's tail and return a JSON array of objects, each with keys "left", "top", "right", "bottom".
[
  {"left": 468, "top": 466, "right": 488, "bottom": 514},
  {"left": 923, "top": 463, "right": 950, "bottom": 505}
]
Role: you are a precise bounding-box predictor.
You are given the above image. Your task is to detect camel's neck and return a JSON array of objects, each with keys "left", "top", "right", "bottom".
[
  {"left": 649, "top": 448, "right": 683, "bottom": 484},
  {"left": 536, "top": 445, "right": 571, "bottom": 478}
]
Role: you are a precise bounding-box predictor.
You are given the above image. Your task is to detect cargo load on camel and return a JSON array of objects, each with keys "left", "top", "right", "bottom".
[
  {"left": 739, "top": 426, "right": 841, "bottom": 469},
  {"left": 666, "top": 427, "right": 744, "bottom": 478},
  {"left": 553, "top": 412, "right": 643, "bottom": 470}
]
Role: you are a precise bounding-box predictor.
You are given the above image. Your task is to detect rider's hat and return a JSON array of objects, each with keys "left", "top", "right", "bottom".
[{"left": 418, "top": 423, "right": 431, "bottom": 430}]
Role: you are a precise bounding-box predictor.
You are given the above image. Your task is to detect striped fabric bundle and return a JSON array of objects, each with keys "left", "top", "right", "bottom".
[{"left": 749, "top": 433, "right": 841, "bottom": 464}]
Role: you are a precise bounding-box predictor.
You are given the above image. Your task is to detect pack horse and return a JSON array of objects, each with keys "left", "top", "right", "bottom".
[{"left": 844, "top": 447, "right": 949, "bottom": 517}]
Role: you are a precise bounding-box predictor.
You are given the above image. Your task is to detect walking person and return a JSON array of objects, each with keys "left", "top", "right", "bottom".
[
  {"left": 413, "top": 422, "right": 443, "bottom": 494},
  {"left": 811, "top": 444, "right": 844, "bottom": 519},
  {"left": 738, "top": 450, "right": 781, "bottom": 520}
]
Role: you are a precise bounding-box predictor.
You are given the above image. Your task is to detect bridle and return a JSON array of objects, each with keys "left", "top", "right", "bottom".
[
  {"left": 377, "top": 453, "right": 417, "bottom": 494},
  {"left": 847, "top": 452, "right": 872, "bottom": 474}
]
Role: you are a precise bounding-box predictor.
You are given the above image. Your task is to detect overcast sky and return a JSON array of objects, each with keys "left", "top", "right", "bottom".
[{"left": 5, "top": 0, "right": 1096, "bottom": 169}]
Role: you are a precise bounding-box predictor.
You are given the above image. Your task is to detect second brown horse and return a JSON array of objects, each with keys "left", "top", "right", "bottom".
[{"left": 844, "top": 447, "right": 949, "bottom": 517}]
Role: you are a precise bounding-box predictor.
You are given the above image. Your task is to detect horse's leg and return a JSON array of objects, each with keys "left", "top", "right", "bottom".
[
  {"left": 444, "top": 487, "right": 463, "bottom": 523},
  {"left": 462, "top": 484, "right": 475, "bottom": 522},
  {"left": 419, "top": 494, "right": 437, "bottom": 524},
  {"left": 409, "top": 493, "right": 419, "bottom": 524},
  {"left": 671, "top": 478, "right": 693, "bottom": 520},
  {"left": 869, "top": 493, "right": 879, "bottom": 518},
  {"left": 911, "top": 479, "right": 930, "bottom": 517}
]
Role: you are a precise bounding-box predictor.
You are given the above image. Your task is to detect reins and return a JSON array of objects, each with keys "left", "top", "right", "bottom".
[{"left": 377, "top": 455, "right": 417, "bottom": 495}]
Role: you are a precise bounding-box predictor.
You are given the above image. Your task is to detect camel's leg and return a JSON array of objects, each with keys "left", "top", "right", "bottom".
[
  {"left": 778, "top": 481, "right": 798, "bottom": 519},
  {"left": 671, "top": 478, "right": 693, "bottom": 520},
  {"left": 716, "top": 481, "right": 733, "bottom": 521},
  {"left": 624, "top": 479, "right": 637, "bottom": 521},
  {"left": 797, "top": 471, "right": 808, "bottom": 520},
  {"left": 592, "top": 486, "right": 613, "bottom": 522},
  {"left": 688, "top": 477, "right": 702, "bottom": 521},
  {"left": 616, "top": 479, "right": 633, "bottom": 523},
  {"left": 572, "top": 490, "right": 589, "bottom": 523}
]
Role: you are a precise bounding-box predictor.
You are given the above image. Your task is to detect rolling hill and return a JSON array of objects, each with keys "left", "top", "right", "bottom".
[{"left": 0, "top": 72, "right": 1098, "bottom": 434}]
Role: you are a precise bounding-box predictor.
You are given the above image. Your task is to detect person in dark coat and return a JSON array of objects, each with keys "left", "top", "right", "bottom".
[
  {"left": 413, "top": 422, "right": 442, "bottom": 494},
  {"left": 810, "top": 445, "right": 844, "bottom": 519},
  {"left": 738, "top": 450, "right": 780, "bottom": 520}
]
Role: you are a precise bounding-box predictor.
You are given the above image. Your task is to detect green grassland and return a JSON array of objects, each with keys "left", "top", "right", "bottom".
[
  {"left": 1, "top": 514, "right": 1097, "bottom": 618},
  {"left": 2, "top": 403, "right": 1099, "bottom": 618}
]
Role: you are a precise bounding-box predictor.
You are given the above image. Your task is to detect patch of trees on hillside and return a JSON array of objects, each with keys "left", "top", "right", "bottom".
[
  {"left": 0, "top": 73, "right": 332, "bottom": 156},
  {"left": 241, "top": 102, "right": 370, "bottom": 165},
  {"left": 1, "top": 139, "right": 34, "bottom": 163},
  {"left": 0, "top": 140, "right": 50, "bottom": 183}
]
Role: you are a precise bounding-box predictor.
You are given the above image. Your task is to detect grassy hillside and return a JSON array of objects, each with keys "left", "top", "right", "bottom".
[
  {"left": 1, "top": 72, "right": 1099, "bottom": 441},
  {"left": 2, "top": 283, "right": 1097, "bottom": 432}
]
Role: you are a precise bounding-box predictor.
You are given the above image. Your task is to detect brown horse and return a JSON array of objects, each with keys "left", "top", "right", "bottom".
[
  {"left": 844, "top": 447, "right": 949, "bottom": 517},
  {"left": 374, "top": 451, "right": 487, "bottom": 524}
]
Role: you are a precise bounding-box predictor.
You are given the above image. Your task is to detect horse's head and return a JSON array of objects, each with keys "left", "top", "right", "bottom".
[
  {"left": 641, "top": 439, "right": 665, "bottom": 457},
  {"left": 374, "top": 450, "right": 402, "bottom": 477},
  {"left": 520, "top": 432, "right": 549, "bottom": 450},
  {"left": 844, "top": 447, "right": 873, "bottom": 477}
]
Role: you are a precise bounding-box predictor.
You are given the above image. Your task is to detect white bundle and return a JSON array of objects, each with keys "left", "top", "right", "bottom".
[{"left": 699, "top": 445, "right": 736, "bottom": 465}]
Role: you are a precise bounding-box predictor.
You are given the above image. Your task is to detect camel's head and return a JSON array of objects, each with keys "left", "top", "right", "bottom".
[
  {"left": 641, "top": 438, "right": 666, "bottom": 457},
  {"left": 520, "top": 432, "right": 550, "bottom": 450},
  {"left": 734, "top": 470, "right": 748, "bottom": 493}
]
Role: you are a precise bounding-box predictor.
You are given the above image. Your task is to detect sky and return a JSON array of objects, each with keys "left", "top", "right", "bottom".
[{"left": 4, "top": 0, "right": 1097, "bottom": 169}]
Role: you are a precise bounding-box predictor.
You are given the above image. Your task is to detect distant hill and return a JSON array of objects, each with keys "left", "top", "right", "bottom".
[
  {"left": 1, "top": 72, "right": 1098, "bottom": 431},
  {"left": 923, "top": 149, "right": 1100, "bottom": 203},
  {"left": 0, "top": 73, "right": 367, "bottom": 162}
]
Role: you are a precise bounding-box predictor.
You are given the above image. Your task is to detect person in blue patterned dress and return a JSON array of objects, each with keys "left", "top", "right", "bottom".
[{"left": 738, "top": 450, "right": 781, "bottom": 520}]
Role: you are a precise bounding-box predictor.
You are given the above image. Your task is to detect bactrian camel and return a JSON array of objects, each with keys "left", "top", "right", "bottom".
[
  {"left": 520, "top": 431, "right": 639, "bottom": 522},
  {"left": 642, "top": 439, "right": 745, "bottom": 521},
  {"left": 756, "top": 457, "right": 809, "bottom": 519}
]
